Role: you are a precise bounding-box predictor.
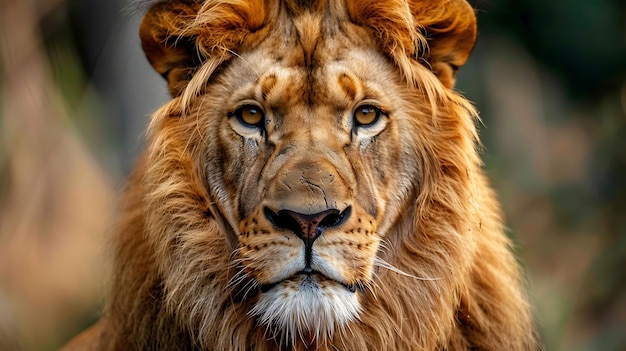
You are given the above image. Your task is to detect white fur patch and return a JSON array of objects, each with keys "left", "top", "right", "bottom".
[{"left": 250, "top": 274, "right": 361, "bottom": 344}]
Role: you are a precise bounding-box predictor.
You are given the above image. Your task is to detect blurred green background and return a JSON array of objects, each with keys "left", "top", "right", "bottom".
[{"left": 0, "top": 0, "right": 624, "bottom": 350}]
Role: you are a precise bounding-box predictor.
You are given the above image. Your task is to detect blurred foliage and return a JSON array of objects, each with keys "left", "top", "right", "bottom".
[
  {"left": 475, "top": 0, "right": 625, "bottom": 98},
  {"left": 0, "top": 0, "right": 624, "bottom": 350}
]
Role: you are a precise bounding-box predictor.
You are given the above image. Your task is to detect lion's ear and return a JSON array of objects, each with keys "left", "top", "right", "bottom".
[
  {"left": 410, "top": 0, "right": 477, "bottom": 88},
  {"left": 140, "top": 1, "right": 202, "bottom": 97},
  {"left": 347, "top": 0, "right": 476, "bottom": 89},
  {"left": 140, "top": 1, "right": 267, "bottom": 97}
]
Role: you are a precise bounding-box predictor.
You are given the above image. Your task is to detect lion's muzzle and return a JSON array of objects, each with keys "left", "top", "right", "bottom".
[{"left": 238, "top": 148, "right": 379, "bottom": 337}]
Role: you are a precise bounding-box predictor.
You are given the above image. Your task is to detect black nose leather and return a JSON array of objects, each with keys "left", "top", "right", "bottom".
[{"left": 264, "top": 206, "right": 351, "bottom": 245}]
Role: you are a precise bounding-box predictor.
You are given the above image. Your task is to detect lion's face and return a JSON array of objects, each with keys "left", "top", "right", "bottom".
[
  {"left": 198, "top": 30, "right": 419, "bottom": 339},
  {"left": 139, "top": 0, "right": 479, "bottom": 347}
]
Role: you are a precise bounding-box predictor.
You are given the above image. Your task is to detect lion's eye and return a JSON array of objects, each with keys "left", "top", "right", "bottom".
[
  {"left": 234, "top": 105, "right": 265, "bottom": 128},
  {"left": 353, "top": 105, "right": 382, "bottom": 127}
]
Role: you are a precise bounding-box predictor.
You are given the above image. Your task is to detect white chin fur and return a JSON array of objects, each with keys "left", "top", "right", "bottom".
[{"left": 250, "top": 275, "right": 361, "bottom": 344}]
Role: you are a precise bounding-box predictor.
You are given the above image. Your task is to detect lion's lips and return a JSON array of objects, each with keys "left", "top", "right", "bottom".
[{"left": 259, "top": 270, "right": 357, "bottom": 293}]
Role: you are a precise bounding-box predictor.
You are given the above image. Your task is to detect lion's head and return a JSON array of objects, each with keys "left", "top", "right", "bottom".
[{"left": 62, "top": 1, "right": 537, "bottom": 350}]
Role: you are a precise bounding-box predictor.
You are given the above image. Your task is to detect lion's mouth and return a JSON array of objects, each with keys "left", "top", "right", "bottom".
[{"left": 260, "top": 268, "right": 358, "bottom": 293}]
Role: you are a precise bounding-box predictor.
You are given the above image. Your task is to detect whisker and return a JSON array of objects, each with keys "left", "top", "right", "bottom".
[
  {"left": 374, "top": 257, "right": 442, "bottom": 281},
  {"left": 220, "top": 46, "right": 262, "bottom": 79}
]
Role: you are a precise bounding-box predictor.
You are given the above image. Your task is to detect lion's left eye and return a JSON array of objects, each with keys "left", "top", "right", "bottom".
[
  {"left": 353, "top": 105, "right": 383, "bottom": 127},
  {"left": 234, "top": 104, "right": 265, "bottom": 128}
]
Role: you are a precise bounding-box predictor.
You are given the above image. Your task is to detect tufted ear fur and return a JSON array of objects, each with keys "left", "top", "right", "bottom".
[
  {"left": 410, "top": 0, "right": 477, "bottom": 88},
  {"left": 347, "top": 0, "right": 477, "bottom": 89},
  {"left": 140, "top": 1, "right": 201, "bottom": 97},
  {"left": 139, "top": 0, "right": 267, "bottom": 97}
]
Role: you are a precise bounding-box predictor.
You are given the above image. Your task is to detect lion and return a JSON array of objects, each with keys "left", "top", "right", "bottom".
[{"left": 63, "top": 0, "right": 539, "bottom": 350}]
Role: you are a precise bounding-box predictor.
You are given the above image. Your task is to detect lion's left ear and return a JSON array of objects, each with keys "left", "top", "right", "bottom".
[
  {"left": 410, "top": 0, "right": 477, "bottom": 88},
  {"left": 347, "top": 0, "right": 477, "bottom": 89}
]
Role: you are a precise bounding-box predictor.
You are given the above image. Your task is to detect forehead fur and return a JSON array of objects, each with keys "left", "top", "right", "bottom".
[
  {"left": 141, "top": 0, "right": 425, "bottom": 72},
  {"left": 141, "top": 0, "right": 476, "bottom": 116}
]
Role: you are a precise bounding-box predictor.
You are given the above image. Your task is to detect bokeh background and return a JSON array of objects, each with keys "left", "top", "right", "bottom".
[{"left": 0, "top": 0, "right": 624, "bottom": 350}]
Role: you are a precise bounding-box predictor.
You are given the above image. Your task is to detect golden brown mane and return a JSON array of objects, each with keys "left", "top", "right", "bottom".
[{"left": 63, "top": 0, "right": 539, "bottom": 350}]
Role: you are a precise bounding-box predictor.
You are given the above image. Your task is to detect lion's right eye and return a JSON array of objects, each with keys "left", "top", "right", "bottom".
[{"left": 233, "top": 105, "right": 265, "bottom": 128}]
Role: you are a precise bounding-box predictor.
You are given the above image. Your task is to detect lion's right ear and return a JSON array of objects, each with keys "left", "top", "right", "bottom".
[
  {"left": 140, "top": 1, "right": 267, "bottom": 97},
  {"left": 140, "top": 1, "right": 203, "bottom": 97}
]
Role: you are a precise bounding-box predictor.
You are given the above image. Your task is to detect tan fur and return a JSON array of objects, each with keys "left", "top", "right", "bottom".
[{"left": 64, "top": 0, "right": 539, "bottom": 350}]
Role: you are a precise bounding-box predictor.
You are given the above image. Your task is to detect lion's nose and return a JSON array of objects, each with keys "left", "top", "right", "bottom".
[{"left": 264, "top": 207, "right": 352, "bottom": 245}]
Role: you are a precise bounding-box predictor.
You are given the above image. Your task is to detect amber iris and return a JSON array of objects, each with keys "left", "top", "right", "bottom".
[
  {"left": 235, "top": 105, "right": 265, "bottom": 127},
  {"left": 354, "top": 105, "right": 381, "bottom": 126}
]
